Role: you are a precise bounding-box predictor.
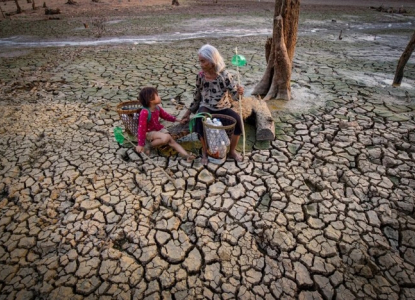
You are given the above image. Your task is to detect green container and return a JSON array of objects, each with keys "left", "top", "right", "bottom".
[
  {"left": 231, "top": 54, "right": 247, "bottom": 67},
  {"left": 114, "top": 127, "right": 125, "bottom": 144}
]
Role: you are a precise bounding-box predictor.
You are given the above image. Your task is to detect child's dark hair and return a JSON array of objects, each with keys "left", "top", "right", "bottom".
[{"left": 139, "top": 87, "right": 158, "bottom": 107}]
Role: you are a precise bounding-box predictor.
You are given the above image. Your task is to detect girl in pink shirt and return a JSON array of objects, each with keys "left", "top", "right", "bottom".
[{"left": 135, "top": 87, "right": 195, "bottom": 162}]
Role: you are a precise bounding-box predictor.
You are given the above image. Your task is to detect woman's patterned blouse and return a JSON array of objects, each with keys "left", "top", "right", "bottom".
[{"left": 189, "top": 70, "right": 239, "bottom": 113}]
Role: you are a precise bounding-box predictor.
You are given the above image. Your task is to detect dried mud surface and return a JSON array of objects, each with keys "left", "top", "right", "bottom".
[{"left": 1, "top": 1, "right": 415, "bottom": 300}]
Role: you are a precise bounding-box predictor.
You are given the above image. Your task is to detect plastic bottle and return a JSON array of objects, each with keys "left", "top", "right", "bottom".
[
  {"left": 212, "top": 118, "right": 230, "bottom": 146},
  {"left": 218, "top": 141, "right": 227, "bottom": 159},
  {"left": 205, "top": 118, "right": 216, "bottom": 151}
]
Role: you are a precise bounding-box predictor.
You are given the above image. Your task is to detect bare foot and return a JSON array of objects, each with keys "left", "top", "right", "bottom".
[
  {"left": 227, "top": 151, "right": 243, "bottom": 162},
  {"left": 183, "top": 153, "right": 196, "bottom": 162}
]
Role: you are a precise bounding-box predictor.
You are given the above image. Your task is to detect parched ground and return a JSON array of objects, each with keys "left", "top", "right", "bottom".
[{"left": 1, "top": 0, "right": 415, "bottom": 299}]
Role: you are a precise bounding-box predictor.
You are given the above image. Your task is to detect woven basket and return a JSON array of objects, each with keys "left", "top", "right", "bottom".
[
  {"left": 116, "top": 101, "right": 142, "bottom": 135},
  {"left": 203, "top": 114, "right": 236, "bottom": 159}
]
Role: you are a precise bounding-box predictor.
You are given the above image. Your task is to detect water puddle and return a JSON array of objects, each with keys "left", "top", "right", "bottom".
[
  {"left": 0, "top": 13, "right": 413, "bottom": 49},
  {"left": 0, "top": 28, "right": 271, "bottom": 49},
  {"left": 303, "top": 18, "right": 414, "bottom": 31},
  {"left": 300, "top": 19, "right": 414, "bottom": 42}
]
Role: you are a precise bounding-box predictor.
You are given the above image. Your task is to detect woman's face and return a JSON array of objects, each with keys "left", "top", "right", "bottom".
[{"left": 198, "top": 55, "right": 215, "bottom": 73}]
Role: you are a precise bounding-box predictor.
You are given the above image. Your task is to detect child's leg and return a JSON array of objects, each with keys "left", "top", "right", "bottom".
[
  {"left": 168, "top": 139, "right": 189, "bottom": 158},
  {"left": 149, "top": 131, "right": 194, "bottom": 161},
  {"left": 148, "top": 131, "right": 171, "bottom": 148}
]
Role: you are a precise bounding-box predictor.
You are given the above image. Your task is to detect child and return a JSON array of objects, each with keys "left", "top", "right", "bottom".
[{"left": 136, "top": 87, "right": 195, "bottom": 162}]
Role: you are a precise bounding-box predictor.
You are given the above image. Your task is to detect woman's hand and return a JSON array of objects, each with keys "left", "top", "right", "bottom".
[
  {"left": 178, "top": 118, "right": 188, "bottom": 124},
  {"left": 181, "top": 110, "right": 191, "bottom": 123},
  {"left": 180, "top": 116, "right": 190, "bottom": 124},
  {"left": 236, "top": 85, "right": 244, "bottom": 96}
]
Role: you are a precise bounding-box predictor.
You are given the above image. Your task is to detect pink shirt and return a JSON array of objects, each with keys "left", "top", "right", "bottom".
[{"left": 137, "top": 106, "right": 177, "bottom": 146}]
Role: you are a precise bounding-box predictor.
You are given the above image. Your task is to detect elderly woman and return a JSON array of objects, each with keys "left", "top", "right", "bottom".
[{"left": 182, "top": 44, "right": 244, "bottom": 165}]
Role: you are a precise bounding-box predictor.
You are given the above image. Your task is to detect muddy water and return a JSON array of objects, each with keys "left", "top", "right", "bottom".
[
  {"left": 1, "top": 13, "right": 413, "bottom": 49},
  {"left": 0, "top": 27, "right": 272, "bottom": 48}
]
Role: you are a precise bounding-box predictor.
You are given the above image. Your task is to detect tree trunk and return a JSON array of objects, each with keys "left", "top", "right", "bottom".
[
  {"left": 252, "top": 0, "right": 300, "bottom": 101},
  {"left": 393, "top": 30, "right": 415, "bottom": 87},
  {"left": 265, "top": 37, "right": 272, "bottom": 63},
  {"left": 14, "top": 0, "right": 22, "bottom": 14}
]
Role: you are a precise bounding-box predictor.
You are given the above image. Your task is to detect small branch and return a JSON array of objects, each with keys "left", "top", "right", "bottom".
[
  {"left": 393, "top": 30, "right": 415, "bottom": 86},
  {"left": 0, "top": 5, "right": 5, "bottom": 18}
]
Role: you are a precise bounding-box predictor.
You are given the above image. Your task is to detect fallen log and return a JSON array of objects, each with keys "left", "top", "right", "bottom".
[{"left": 231, "top": 96, "right": 275, "bottom": 141}]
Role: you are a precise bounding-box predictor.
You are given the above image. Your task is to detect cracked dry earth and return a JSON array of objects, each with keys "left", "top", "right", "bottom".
[{"left": 1, "top": 11, "right": 415, "bottom": 300}]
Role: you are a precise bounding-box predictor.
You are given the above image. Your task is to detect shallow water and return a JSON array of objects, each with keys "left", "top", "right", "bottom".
[
  {"left": 0, "top": 27, "right": 272, "bottom": 48},
  {"left": 1, "top": 13, "right": 413, "bottom": 49}
]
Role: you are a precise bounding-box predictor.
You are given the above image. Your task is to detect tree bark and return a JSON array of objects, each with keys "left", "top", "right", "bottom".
[
  {"left": 393, "top": 30, "right": 415, "bottom": 87},
  {"left": 267, "top": 15, "right": 291, "bottom": 100},
  {"left": 265, "top": 37, "right": 272, "bottom": 63},
  {"left": 252, "top": 0, "right": 300, "bottom": 101}
]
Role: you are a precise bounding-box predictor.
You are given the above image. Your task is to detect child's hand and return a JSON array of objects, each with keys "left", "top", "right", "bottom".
[{"left": 136, "top": 145, "right": 144, "bottom": 153}]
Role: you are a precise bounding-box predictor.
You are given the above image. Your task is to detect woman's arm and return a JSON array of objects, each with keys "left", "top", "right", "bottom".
[{"left": 189, "top": 73, "right": 203, "bottom": 113}]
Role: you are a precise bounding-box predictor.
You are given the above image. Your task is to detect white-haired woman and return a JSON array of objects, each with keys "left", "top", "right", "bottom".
[{"left": 182, "top": 44, "right": 244, "bottom": 165}]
